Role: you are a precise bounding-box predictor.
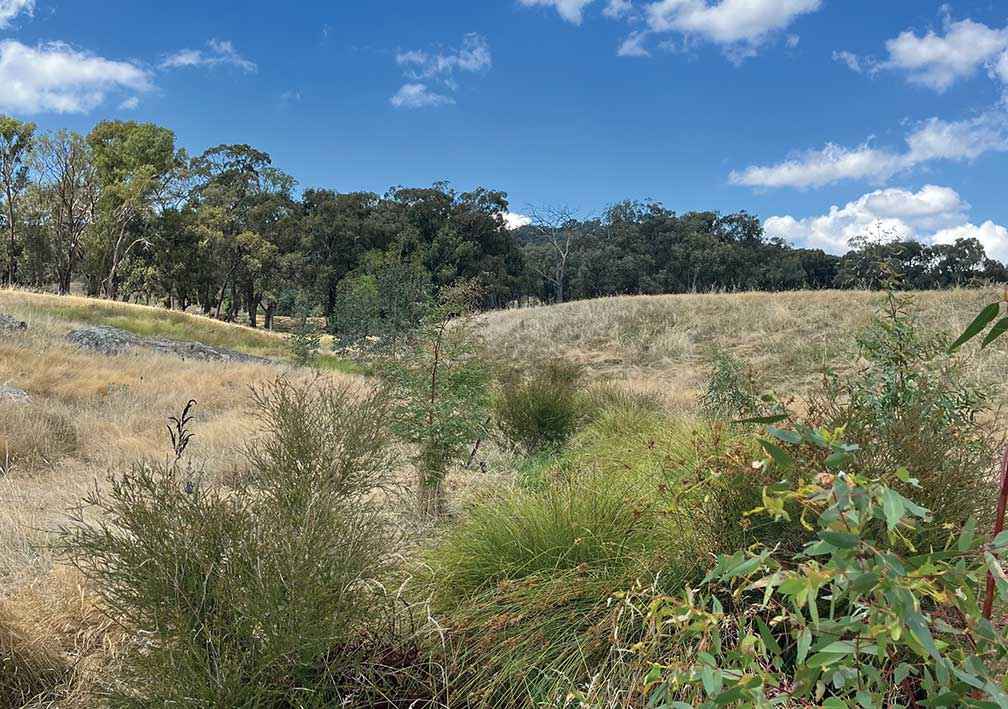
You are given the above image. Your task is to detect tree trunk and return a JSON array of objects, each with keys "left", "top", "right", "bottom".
[{"left": 416, "top": 474, "right": 446, "bottom": 517}]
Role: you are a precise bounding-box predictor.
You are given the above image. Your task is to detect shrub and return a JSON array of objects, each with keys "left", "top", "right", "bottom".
[
  {"left": 386, "top": 281, "right": 490, "bottom": 517},
  {"left": 807, "top": 293, "right": 997, "bottom": 539},
  {"left": 57, "top": 380, "right": 403, "bottom": 707},
  {"left": 287, "top": 315, "right": 322, "bottom": 367},
  {"left": 698, "top": 350, "right": 769, "bottom": 422},
  {"left": 641, "top": 424, "right": 1008, "bottom": 707},
  {"left": 494, "top": 357, "right": 585, "bottom": 454}
]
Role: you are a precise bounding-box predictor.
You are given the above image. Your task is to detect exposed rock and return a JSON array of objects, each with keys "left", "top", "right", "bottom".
[
  {"left": 66, "top": 326, "right": 140, "bottom": 356},
  {"left": 0, "top": 386, "right": 30, "bottom": 403},
  {"left": 0, "top": 313, "right": 27, "bottom": 332},
  {"left": 66, "top": 325, "right": 269, "bottom": 365}
]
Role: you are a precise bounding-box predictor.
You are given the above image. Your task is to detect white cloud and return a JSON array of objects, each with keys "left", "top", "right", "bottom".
[
  {"left": 391, "top": 34, "right": 489, "bottom": 108},
  {"left": 518, "top": 0, "right": 597, "bottom": 25},
  {"left": 0, "top": 0, "right": 32, "bottom": 28},
  {"left": 162, "top": 39, "right": 257, "bottom": 73},
  {"left": 785, "top": 34, "right": 799, "bottom": 49},
  {"left": 503, "top": 211, "right": 532, "bottom": 230},
  {"left": 604, "top": 0, "right": 633, "bottom": 19},
  {"left": 832, "top": 50, "right": 877, "bottom": 75},
  {"left": 933, "top": 221, "right": 1008, "bottom": 263},
  {"left": 0, "top": 40, "right": 152, "bottom": 114},
  {"left": 882, "top": 17, "right": 1008, "bottom": 92},
  {"left": 617, "top": 31, "right": 651, "bottom": 57},
  {"left": 396, "top": 33, "right": 491, "bottom": 80},
  {"left": 992, "top": 51, "right": 1008, "bottom": 85},
  {"left": 763, "top": 185, "right": 1008, "bottom": 257},
  {"left": 118, "top": 96, "right": 140, "bottom": 110},
  {"left": 731, "top": 108, "right": 1008, "bottom": 189},
  {"left": 390, "top": 83, "right": 454, "bottom": 109},
  {"left": 645, "top": 0, "right": 821, "bottom": 57},
  {"left": 731, "top": 142, "right": 905, "bottom": 189}
]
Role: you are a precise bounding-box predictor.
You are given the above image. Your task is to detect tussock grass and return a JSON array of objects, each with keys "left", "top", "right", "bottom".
[{"left": 427, "top": 412, "right": 718, "bottom": 705}]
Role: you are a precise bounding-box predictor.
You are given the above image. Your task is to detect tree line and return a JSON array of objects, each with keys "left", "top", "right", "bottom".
[{"left": 2, "top": 115, "right": 1004, "bottom": 330}]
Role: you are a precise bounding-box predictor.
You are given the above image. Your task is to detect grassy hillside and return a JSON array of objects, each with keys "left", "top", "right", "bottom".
[
  {"left": 0, "top": 291, "right": 365, "bottom": 588},
  {"left": 478, "top": 288, "right": 1008, "bottom": 410},
  {"left": 3, "top": 287, "right": 1007, "bottom": 706}
]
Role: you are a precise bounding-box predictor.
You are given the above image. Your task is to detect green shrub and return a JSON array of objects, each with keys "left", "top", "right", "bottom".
[
  {"left": 58, "top": 380, "right": 403, "bottom": 707},
  {"left": 807, "top": 293, "right": 997, "bottom": 540},
  {"left": 287, "top": 316, "right": 322, "bottom": 367},
  {"left": 494, "top": 357, "right": 585, "bottom": 454},
  {"left": 698, "top": 350, "right": 769, "bottom": 422},
  {"left": 641, "top": 424, "right": 1008, "bottom": 707}
]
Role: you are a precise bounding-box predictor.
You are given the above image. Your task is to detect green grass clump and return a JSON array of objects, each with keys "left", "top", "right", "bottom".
[
  {"left": 428, "top": 408, "right": 714, "bottom": 704},
  {"left": 494, "top": 357, "right": 586, "bottom": 454}
]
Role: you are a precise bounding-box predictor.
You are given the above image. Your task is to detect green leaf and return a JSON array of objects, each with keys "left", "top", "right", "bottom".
[
  {"left": 982, "top": 316, "right": 1008, "bottom": 349},
  {"left": 950, "top": 302, "right": 1000, "bottom": 352},
  {"left": 759, "top": 438, "right": 794, "bottom": 469},
  {"left": 992, "top": 530, "right": 1008, "bottom": 548},
  {"left": 733, "top": 413, "right": 789, "bottom": 425},
  {"left": 958, "top": 517, "right": 977, "bottom": 552},
  {"left": 882, "top": 489, "right": 906, "bottom": 531},
  {"left": 821, "top": 699, "right": 848, "bottom": 709},
  {"left": 818, "top": 640, "right": 856, "bottom": 655},
  {"left": 820, "top": 531, "right": 859, "bottom": 549},
  {"left": 767, "top": 426, "right": 802, "bottom": 445},
  {"left": 906, "top": 613, "right": 940, "bottom": 661},
  {"left": 849, "top": 571, "right": 879, "bottom": 594},
  {"left": 700, "top": 665, "right": 723, "bottom": 697},
  {"left": 796, "top": 627, "right": 812, "bottom": 665},
  {"left": 755, "top": 617, "right": 782, "bottom": 656}
]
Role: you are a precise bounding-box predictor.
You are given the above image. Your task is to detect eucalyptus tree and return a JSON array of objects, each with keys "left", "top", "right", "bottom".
[
  {"left": 87, "top": 120, "right": 179, "bottom": 298},
  {"left": 33, "top": 130, "right": 98, "bottom": 294},
  {"left": 0, "top": 116, "right": 36, "bottom": 285}
]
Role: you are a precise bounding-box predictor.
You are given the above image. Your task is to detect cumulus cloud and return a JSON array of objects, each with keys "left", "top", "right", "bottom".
[
  {"left": 731, "top": 108, "right": 1008, "bottom": 189},
  {"left": 390, "top": 34, "right": 490, "bottom": 109},
  {"left": 932, "top": 221, "right": 1008, "bottom": 263},
  {"left": 764, "top": 184, "right": 1008, "bottom": 260},
  {"left": 162, "top": 39, "right": 257, "bottom": 73},
  {"left": 390, "top": 83, "right": 454, "bottom": 109},
  {"left": 646, "top": 0, "right": 819, "bottom": 43},
  {"left": 503, "top": 211, "right": 532, "bottom": 230},
  {"left": 0, "top": 40, "right": 152, "bottom": 114},
  {"left": 0, "top": 0, "right": 32, "bottom": 28},
  {"left": 838, "top": 15, "right": 1008, "bottom": 92},
  {"left": 882, "top": 17, "right": 1007, "bottom": 92},
  {"left": 518, "top": 0, "right": 597, "bottom": 25}
]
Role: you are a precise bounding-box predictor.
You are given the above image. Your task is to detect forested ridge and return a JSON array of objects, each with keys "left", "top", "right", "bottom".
[{"left": 3, "top": 115, "right": 1005, "bottom": 329}]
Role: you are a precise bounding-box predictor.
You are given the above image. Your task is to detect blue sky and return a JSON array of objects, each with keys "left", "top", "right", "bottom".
[{"left": 2, "top": 0, "right": 1006, "bottom": 257}]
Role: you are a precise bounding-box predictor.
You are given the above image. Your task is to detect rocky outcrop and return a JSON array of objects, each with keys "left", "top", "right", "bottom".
[
  {"left": 66, "top": 325, "right": 270, "bottom": 365},
  {"left": 66, "top": 325, "right": 137, "bottom": 355},
  {"left": 0, "top": 313, "right": 27, "bottom": 332}
]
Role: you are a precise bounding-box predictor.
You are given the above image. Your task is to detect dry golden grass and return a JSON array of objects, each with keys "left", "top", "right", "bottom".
[
  {"left": 477, "top": 288, "right": 1008, "bottom": 410},
  {"left": 0, "top": 290, "right": 367, "bottom": 705}
]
